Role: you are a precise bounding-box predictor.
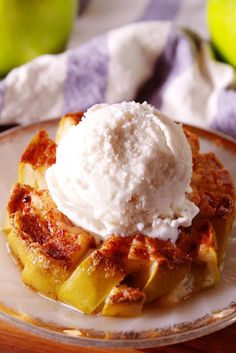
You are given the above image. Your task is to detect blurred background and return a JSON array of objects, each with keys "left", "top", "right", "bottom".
[
  {"left": 0, "top": 0, "right": 235, "bottom": 136},
  {"left": 1, "top": 0, "right": 235, "bottom": 76}
]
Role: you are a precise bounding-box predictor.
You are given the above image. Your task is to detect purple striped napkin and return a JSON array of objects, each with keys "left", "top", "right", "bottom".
[{"left": 0, "top": 0, "right": 235, "bottom": 138}]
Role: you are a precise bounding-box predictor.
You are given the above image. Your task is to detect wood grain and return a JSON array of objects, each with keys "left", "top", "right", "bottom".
[{"left": 0, "top": 319, "right": 236, "bottom": 353}]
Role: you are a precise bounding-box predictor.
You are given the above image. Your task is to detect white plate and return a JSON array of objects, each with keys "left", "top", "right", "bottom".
[{"left": 0, "top": 120, "right": 235, "bottom": 348}]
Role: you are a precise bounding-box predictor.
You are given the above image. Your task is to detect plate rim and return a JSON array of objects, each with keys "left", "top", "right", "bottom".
[
  {"left": 0, "top": 119, "right": 236, "bottom": 348},
  {"left": 0, "top": 304, "right": 235, "bottom": 348}
]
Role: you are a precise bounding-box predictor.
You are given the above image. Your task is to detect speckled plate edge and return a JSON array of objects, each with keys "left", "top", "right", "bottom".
[{"left": 0, "top": 119, "right": 235, "bottom": 349}]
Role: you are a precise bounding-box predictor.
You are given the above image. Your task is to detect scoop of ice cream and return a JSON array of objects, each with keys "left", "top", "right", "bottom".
[{"left": 46, "top": 102, "right": 199, "bottom": 242}]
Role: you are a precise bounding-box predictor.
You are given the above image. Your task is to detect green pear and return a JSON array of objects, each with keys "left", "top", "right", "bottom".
[
  {"left": 0, "top": 0, "right": 77, "bottom": 77},
  {"left": 207, "top": 0, "right": 236, "bottom": 68}
]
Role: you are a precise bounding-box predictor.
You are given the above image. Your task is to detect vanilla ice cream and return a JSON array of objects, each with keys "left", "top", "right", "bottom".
[{"left": 46, "top": 102, "right": 199, "bottom": 242}]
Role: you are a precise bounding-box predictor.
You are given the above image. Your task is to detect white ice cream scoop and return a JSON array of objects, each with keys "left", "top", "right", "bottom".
[{"left": 46, "top": 101, "right": 199, "bottom": 242}]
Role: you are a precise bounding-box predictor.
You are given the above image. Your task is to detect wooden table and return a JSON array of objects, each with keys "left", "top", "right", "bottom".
[{"left": 0, "top": 319, "right": 236, "bottom": 353}]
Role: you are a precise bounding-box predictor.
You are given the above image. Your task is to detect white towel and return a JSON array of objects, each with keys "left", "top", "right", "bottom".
[{"left": 0, "top": 0, "right": 235, "bottom": 137}]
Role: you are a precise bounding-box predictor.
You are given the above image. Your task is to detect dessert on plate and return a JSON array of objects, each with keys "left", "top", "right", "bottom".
[{"left": 5, "top": 102, "right": 235, "bottom": 317}]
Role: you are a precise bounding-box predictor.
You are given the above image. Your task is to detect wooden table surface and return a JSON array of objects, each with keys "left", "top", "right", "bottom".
[{"left": 0, "top": 319, "right": 236, "bottom": 353}]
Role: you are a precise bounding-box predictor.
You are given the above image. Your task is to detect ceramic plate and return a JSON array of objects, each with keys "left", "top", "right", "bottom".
[{"left": 0, "top": 120, "right": 235, "bottom": 348}]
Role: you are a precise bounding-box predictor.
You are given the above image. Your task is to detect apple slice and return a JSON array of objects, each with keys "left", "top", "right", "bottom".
[
  {"left": 7, "top": 183, "right": 94, "bottom": 297},
  {"left": 142, "top": 260, "right": 189, "bottom": 304},
  {"left": 22, "top": 248, "right": 74, "bottom": 298},
  {"left": 58, "top": 236, "right": 132, "bottom": 314},
  {"left": 159, "top": 220, "right": 220, "bottom": 306},
  {"left": 190, "top": 152, "right": 235, "bottom": 266},
  {"left": 127, "top": 234, "right": 149, "bottom": 273},
  {"left": 55, "top": 112, "right": 83, "bottom": 143},
  {"left": 193, "top": 220, "right": 220, "bottom": 289},
  {"left": 157, "top": 272, "right": 194, "bottom": 307},
  {"left": 21, "top": 223, "right": 94, "bottom": 298},
  {"left": 2, "top": 213, "right": 11, "bottom": 235},
  {"left": 8, "top": 227, "right": 29, "bottom": 266},
  {"left": 101, "top": 285, "right": 145, "bottom": 317},
  {"left": 18, "top": 130, "right": 56, "bottom": 189}
]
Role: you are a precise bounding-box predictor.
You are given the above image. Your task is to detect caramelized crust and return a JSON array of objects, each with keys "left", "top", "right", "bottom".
[
  {"left": 191, "top": 152, "right": 234, "bottom": 219},
  {"left": 184, "top": 127, "right": 200, "bottom": 156},
  {"left": 127, "top": 232, "right": 194, "bottom": 275},
  {"left": 56, "top": 112, "right": 83, "bottom": 144},
  {"left": 194, "top": 219, "right": 216, "bottom": 249},
  {"left": 97, "top": 232, "right": 195, "bottom": 277},
  {"left": 108, "top": 286, "right": 145, "bottom": 304},
  {"left": 129, "top": 235, "right": 149, "bottom": 262},
  {"left": 127, "top": 235, "right": 150, "bottom": 273},
  {"left": 8, "top": 183, "right": 94, "bottom": 268},
  {"left": 145, "top": 234, "right": 193, "bottom": 266},
  {"left": 21, "top": 130, "right": 56, "bottom": 168},
  {"left": 63, "top": 112, "right": 84, "bottom": 125},
  {"left": 92, "top": 235, "right": 132, "bottom": 276}
]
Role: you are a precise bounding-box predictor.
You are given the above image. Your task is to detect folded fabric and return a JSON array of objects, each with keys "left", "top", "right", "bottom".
[{"left": 0, "top": 21, "right": 235, "bottom": 138}]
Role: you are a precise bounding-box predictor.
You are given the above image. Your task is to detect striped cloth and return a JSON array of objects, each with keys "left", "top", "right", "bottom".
[{"left": 0, "top": 0, "right": 235, "bottom": 138}]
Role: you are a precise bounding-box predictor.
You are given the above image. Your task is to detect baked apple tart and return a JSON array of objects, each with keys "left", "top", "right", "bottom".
[{"left": 5, "top": 102, "right": 235, "bottom": 317}]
